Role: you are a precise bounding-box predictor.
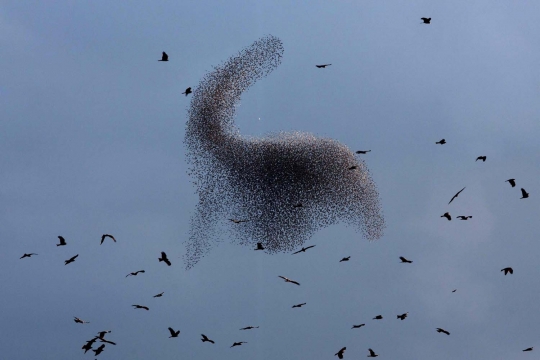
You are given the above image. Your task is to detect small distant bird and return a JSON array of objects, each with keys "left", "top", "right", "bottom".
[
  {"left": 93, "top": 344, "right": 105, "bottom": 356},
  {"left": 278, "top": 276, "right": 300, "bottom": 286},
  {"left": 158, "top": 52, "right": 168, "bottom": 61},
  {"left": 397, "top": 312, "right": 408, "bottom": 320},
  {"left": 441, "top": 212, "right": 451, "bottom": 221},
  {"left": 292, "top": 245, "right": 316, "bottom": 254},
  {"left": 348, "top": 166, "right": 358, "bottom": 170},
  {"left": 64, "top": 254, "right": 78, "bottom": 265},
  {"left": 448, "top": 187, "right": 466, "bottom": 204},
  {"left": 153, "top": 292, "right": 164, "bottom": 298},
  {"left": 20, "top": 253, "right": 37, "bottom": 259},
  {"left": 201, "top": 334, "right": 215, "bottom": 343},
  {"left": 239, "top": 326, "right": 259, "bottom": 330},
  {"left": 421, "top": 17, "right": 431, "bottom": 24},
  {"left": 368, "top": 348, "right": 379, "bottom": 357},
  {"left": 126, "top": 270, "right": 145, "bottom": 277},
  {"left": 476, "top": 156, "right": 486, "bottom": 162},
  {"left": 74, "top": 317, "right": 89, "bottom": 324},
  {"left": 520, "top": 188, "right": 529, "bottom": 199},
  {"left": 57, "top": 236, "right": 67, "bottom": 246},
  {"left": 168, "top": 327, "right": 180, "bottom": 338},
  {"left": 340, "top": 256, "right": 350, "bottom": 262},
  {"left": 230, "top": 341, "right": 247, "bottom": 348},
  {"left": 523, "top": 347, "right": 533, "bottom": 352},
  {"left": 373, "top": 315, "right": 383, "bottom": 320},
  {"left": 316, "top": 64, "right": 331, "bottom": 68},
  {"left": 452, "top": 289, "right": 457, "bottom": 293},
  {"left": 292, "top": 303, "right": 306, "bottom": 308},
  {"left": 352, "top": 324, "right": 365, "bottom": 329},
  {"left": 97, "top": 330, "right": 111, "bottom": 339},
  {"left": 436, "top": 328, "right": 450, "bottom": 335},
  {"left": 254, "top": 242, "right": 265, "bottom": 250},
  {"left": 356, "top": 150, "right": 371, "bottom": 154},
  {"left": 158, "top": 251, "right": 171, "bottom": 266},
  {"left": 501, "top": 267, "right": 513, "bottom": 275},
  {"left": 506, "top": 179, "right": 516, "bottom": 187},
  {"left": 399, "top": 256, "right": 412, "bottom": 263},
  {"left": 335, "top": 347, "right": 346, "bottom": 359},
  {"left": 293, "top": 203, "right": 303, "bottom": 208},
  {"left": 457, "top": 216, "right": 472, "bottom": 220},
  {"left": 100, "top": 234, "right": 116, "bottom": 245},
  {"left": 435, "top": 138, "right": 445, "bottom": 144},
  {"left": 229, "top": 219, "right": 248, "bottom": 224},
  {"left": 132, "top": 304, "right": 149, "bottom": 310},
  {"left": 182, "top": 87, "right": 192, "bottom": 96}
]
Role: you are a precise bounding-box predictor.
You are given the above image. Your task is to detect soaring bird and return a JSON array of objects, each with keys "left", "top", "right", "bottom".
[
  {"left": 340, "top": 256, "right": 350, "bottom": 262},
  {"left": 441, "top": 212, "right": 451, "bottom": 221},
  {"left": 64, "top": 254, "right": 79, "bottom": 265},
  {"left": 292, "top": 303, "right": 306, "bottom": 308},
  {"left": 254, "top": 242, "right": 265, "bottom": 250},
  {"left": 457, "top": 215, "right": 472, "bottom": 220},
  {"left": 435, "top": 138, "right": 445, "bottom": 144},
  {"left": 520, "top": 188, "right": 529, "bottom": 199},
  {"left": 373, "top": 315, "right": 383, "bottom": 320},
  {"left": 452, "top": 289, "right": 457, "bottom": 293},
  {"left": 126, "top": 270, "right": 145, "bottom": 277},
  {"left": 351, "top": 324, "right": 365, "bottom": 329},
  {"left": 153, "top": 292, "right": 164, "bottom": 298},
  {"left": 230, "top": 341, "right": 247, "bottom": 348},
  {"left": 168, "top": 327, "right": 180, "bottom": 338},
  {"left": 159, "top": 52, "right": 168, "bottom": 61},
  {"left": 229, "top": 218, "right": 248, "bottom": 224},
  {"left": 239, "top": 326, "right": 259, "bottom": 330},
  {"left": 448, "top": 187, "right": 466, "bottom": 204},
  {"left": 397, "top": 312, "right": 408, "bottom": 320},
  {"left": 278, "top": 276, "right": 300, "bottom": 286},
  {"left": 74, "top": 317, "right": 89, "bottom": 324},
  {"left": 368, "top": 348, "right": 379, "bottom": 357},
  {"left": 201, "top": 334, "right": 215, "bottom": 343},
  {"left": 57, "top": 236, "right": 67, "bottom": 246},
  {"left": 399, "top": 256, "right": 412, "bottom": 263},
  {"left": 436, "top": 328, "right": 450, "bottom": 335},
  {"left": 182, "top": 87, "right": 192, "bottom": 96},
  {"left": 132, "top": 304, "right": 149, "bottom": 310},
  {"left": 476, "top": 156, "right": 486, "bottom": 162},
  {"left": 292, "top": 245, "right": 316, "bottom": 254},
  {"left": 501, "top": 267, "right": 513, "bottom": 275},
  {"left": 100, "top": 234, "right": 116, "bottom": 244},
  {"left": 355, "top": 150, "right": 371, "bottom": 154},
  {"left": 93, "top": 344, "right": 105, "bottom": 356},
  {"left": 335, "top": 347, "right": 346, "bottom": 359},
  {"left": 159, "top": 251, "right": 172, "bottom": 266},
  {"left": 315, "top": 64, "right": 331, "bottom": 68},
  {"left": 523, "top": 347, "right": 533, "bottom": 352},
  {"left": 20, "top": 253, "right": 37, "bottom": 259},
  {"left": 421, "top": 17, "right": 431, "bottom": 24},
  {"left": 506, "top": 179, "right": 516, "bottom": 187}
]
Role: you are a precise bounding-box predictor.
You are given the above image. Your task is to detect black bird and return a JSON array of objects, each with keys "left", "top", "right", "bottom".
[
  {"left": 523, "top": 347, "right": 533, "bottom": 352},
  {"left": 240, "top": 326, "right": 259, "bottom": 330},
  {"left": 230, "top": 341, "right": 247, "bottom": 348},
  {"left": 501, "top": 267, "right": 513, "bottom": 275},
  {"left": 20, "top": 253, "right": 38, "bottom": 259},
  {"left": 506, "top": 179, "right": 516, "bottom": 187},
  {"left": 352, "top": 324, "right": 365, "bottom": 329},
  {"left": 153, "top": 292, "right": 164, "bottom": 298},
  {"left": 340, "top": 256, "right": 350, "bottom": 262},
  {"left": 201, "top": 334, "right": 215, "bottom": 343},
  {"left": 435, "top": 138, "right": 445, "bottom": 144},
  {"left": 64, "top": 254, "right": 78, "bottom": 265},
  {"left": 292, "top": 303, "right": 306, "bottom": 308},
  {"left": 476, "top": 156, "right": 486, "bottom": 162},
  {"left": 229, "top": 218, "right": 248, "bottom": 224},
  {"left": 132, "top": 304, "right": 149, "bottom": 310},
  {"left": 348, "top": 166, "right": 358, "bottom": 170},
  {"left": 159, "top": 251, "right": 171, "bottom": 266},
  {"left": 57, "top": 236, "right": 67, "bottom": 246},
  {"left": 457, "top": 215, "right": 472, "bottom": 220},
  {"left": 335, "top": 347, "right": 346, "bottom": 359},
  {"left": 292, "top": 245, "right": 316, "bottom": 254},
  {"left": 316, "top": 64, "right": 331, "bottom": 68},
  {"left": 436, "top": 328, "right": 450, "bottom": 335},
  {"left": 93, "top": 344, "right": 105, "bottom": 356},
  {"left": 182, "top": 87, "right": 192, "bottom": 96},
  {"left": 254, "top": 242, "right": 265, "bottom": 250},
  {"left": 441, "top": 212, "right": 451, "bottom": 221},
  {"left": 100, "top": 234, "right": 116, "bottom": 245},
  {"left": 399, "top": 256, "right": 412, "bottom": 263},
  {"left": 355, "top": 150, "right": 371, "bottom": 154},
  {"left": 159, "top": 52, "right": 168, "bottom": 61},
  {"left": 373, "top": 315, "right": 383, "bottom": 320},
  {"left": 74, "top": 317, "right": 89, "bottom": 324},
  {"left": 397, "top": 312, "right": 408, "bottom": 320},
  {"left": 520, "top": 188, "right": 529, "bottom": 199},
  {"left": 421, "top": 17, "right": 431, "bottom": 24},
  {"left": 448, "top": 187, "right": 466, "bottom": 204},
  {"left": 278, "top": 276, "right": 300, "bottom": 286},
  {"left": 452, "top": 289, "right": 457, "bottom": 293},
  {"left": 126, "top": 270, "right": 145, "bottom": 277},
  {"left": 368, "top": 348, "right": 379, "bottom": 357},
  {"left": 168, "top": 327, "right": 180, "bottom": 338},
  {"left": 293, "top": 203, "right": 303, "bottom": 208}
]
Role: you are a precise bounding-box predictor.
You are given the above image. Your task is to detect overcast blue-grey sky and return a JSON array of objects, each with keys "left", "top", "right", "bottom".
[{"left": 1, "top": 1, "right": 540, "bottom": 359}]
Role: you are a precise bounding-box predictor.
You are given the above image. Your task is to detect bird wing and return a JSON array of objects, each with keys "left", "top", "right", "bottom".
[
  {"left": 306, "top": 245, "right": 316, "bottom": 250},
  {"left": 521, "top": 188, "right": 528, "bottom": 197},
  {"left": 164, "top": 258, "right": 172, "bottom": 266},
  {"left": 201, "top": 334, "right": 208, "bottom": 340},
  {"left": 100, "top": 235, "right": 105, "bottom": 244},
  {"left": 448, "top": 187, "right": 465, "bottom": 204},
  {"left": 399, "top": 256, "right": 406, "bottom": 262},
  {"left": 291, "top": 280, "right": 300, "bottom": 286},
  {"left": 278, "top": 276, "right": 287, "bottom": 281},
  {"left": 292, "top": 249, "right": 302, "bottom": 254},
  {"left": 71, "top": 254, "right": 79, "bottom": 260},
  {"left": 168, "top": 327, "right": 175, "bottom": 336},
  {"left": 369, "top": 349, "right": 376, "bottom": 356}
]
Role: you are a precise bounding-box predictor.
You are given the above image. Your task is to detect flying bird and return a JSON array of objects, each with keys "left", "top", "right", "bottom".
[
  {"left": 229, "top": 219, "right": 248, "bottom": 224},
  {"left": 501, "top": 267, "right": 513, "bottom": 275},
  {"left": 201, "top": 334, "right": 215, "bottom": 343},
  {"left": 452, "top": 289, "right": 457, "bottom": 293},
  {"left": 20, "top": 253, "right": 37, "bottom": 259},
  {"left": 340, "top": 256, "right": 350, "bottom": 262},
  {"left": 352, "top": 324, "right": 365, "bottom": 329},
  {"left": 230, "top": 341, "right": 247, "bottom": 348},
  {"left": 316, "top": 64, "right": 331, "bottom": 68},
  {"left": 448, "top": 187, "right": 466, "bottom": 204},
  {"left": 436, "top": 328, "right": 450, "bottom": 335},
  {"left": 435, "top": 138, "right": 445, "bottom": 144},
  {"left": 456, "top": 215, "right": 472, "bottom": 220},
  {"left": 348, "top": 166, "right": 358, "bottom": 170},
  {"left": 506, "top": 179, "right": 516, "bottom": 187},
  {"left": 421, "top": 17, "right": 431, "bottom": 24},
  {"left": 476, "top": 156, "right": 486, "bottom": 162},
  {"left": 126, "top": 270, "right": 145, "bottom": 277},
  {"left": 158, "top": 52, "right": 168, "bottom": 61},
  {"left": 158, "top": 251, "right": 171, "bottom": 266},
  {"left": 254, "top": 242, "right": 265, "bottom": 250},
  {"left": 368, "top": 348, "right": 379, "bottom": 357},
  {"left": 520, "top": 188, "right": 529, "bottom": 199},
  {"left": 100, "top": 234, "right": 116, "bottom": 244},
  {"left": 441, "top": 212, "right": 451, "bottom": 221},
  {"left": 73, "top": 317, "right": 89, "bottom": 324},
  {"left": 278, "top": 276, "right": 300, "bottom": 286},
  {"left": 397, "top": 312, "right": 408, "bottom": 320},
  {"left": 64, "top": 254, "right": 79, "bottom": 265},
  {"left": 292, "top": 245, "right": 316, "bottom": 254},
  {"left": 239, "top": 326, "right": 259, "bottom": 330},
  {"left": 153, "top": 292, "right": 164, "bottom": 298},
  {"left": 399, "top": 256, "right": 412, "bottom": 263},
  {"left": 523, "top": 347, "right": 533, "bottom": 352},
  {"left": 93, "top": 344, "right": 105, "bottom": 356},
  {"left": 132, "top": 304, "right": 149, "bottom": 310},
  {"left": 182, "top": 87, "right": 192, "bottom": 96},
  {"left": 168, "top": 327, "right": 180, "bottom": 338},
  {"left": 335, "top": 347, "right": 346, "bottom": 359},
  {"left": 57, "top": 236, "right": 66, "bottom": 246},
  {"left": 355, "top": 150, "right": 371, "bottom": 154},
  {"left": 373, "top": 315, "right": 383, "bottom": 320},
  {"left": 292, "top": 303, "right": 306, "bottom": 308}
]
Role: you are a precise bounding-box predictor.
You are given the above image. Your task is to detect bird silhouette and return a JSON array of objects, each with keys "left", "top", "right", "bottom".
[
  {"left": 56, "top": 236, "right": 66, "bottom": 246},
  {"left": 254, "top": 242, "right": 265, "bottom": 250},
  {"left": 182, "top": 87, "right": 192, "bottom": 96},
  {"left": 315, "top": 64, "right": 331, "bottom": 68},
  {"left": 501, "top": 267, "right": 513, "bottom": 275},
  {"left": 73, "top": 317, "right": 89, "bottom": 324},
  {"left": 355, "top": 150, "right": 371, "bottom": 154},
  {"left": 201, "top": 334, "right": 215, "bottom": 343},
  {"left": 158, "top": 251, "right": 171, "bottom": 266},
  {"left": 168, "top": 327, "right": 180, "bottom": 338},
  {"left": 457, "top": 216, "right": 472, "bottom": 220},
  {"left": 20, "top": 253, "right": 37, "bottom": 259},
  {"left": 93, "top": 344, "right": 105, "bottom": 356},
  {"left": 399, "top": 256, "right": 412, "bottom": 263},
  {"left": 351, "top": 324, "right": 365, "bottom": 329},
  {"left": 523, "top": 347, "right": 533, "bottom": 352},
  {"left": 132, "top": 304, "right": 149, "bottom": 310},
  {"left": 100, "top": 234, "right": 116, "bottom": 245},
  {"left": 452, "top": 289, "right": 457, "bottom": 293},
  {"left": 335, "top": 347, "right": 346, "bottom": 359},
  {"left": 229, "top": 219, "right": 248, "bottom": 224},
  {"left": 348, "top": 166, "right": 358, "bottom": 170},
  {"left": 476, "top": 156, "right": 486, "bottom": 162},
  {"left": 421, "top": 17, "right": 431, "bottom": 24},
  {"left": 239, "top": 326, "right": 259, "bottom": 330},
  {"left": 278, "top": 276, "right": 300, "bottom": 286},
  {"left": 159, "top": 52, "right": 168, "bottom": 61},
  {"left": 126, "top": 270, "right": 145, "bottom": 277},
  {"left": 153, "top": 292, "right": 164, "bottom": 298},
  {"left": 506, "top": 179, "right": 516, "bottom": 187},
  {"left": 373, "top": 315, "right": 383, "bottom": 320},
  {"left": 368, "top": 348, "right": 379, "bottom": 357},
  {"left": 64, "top": 254, "right": 78, "bottom": 265},
  {"left": 340, "top": 256, "right": 350, "bottom": 262},
  {"left": 520, "top": 188, "right": 529, "bottom": 199},
  {"left": 435, "top": 138, "right": 445, "bottom": 144},
  {"left": 397, "top": 312, "right": 408, "bottom": 320},
  {"left": 441, "top": 212, "right": 451, "bottom": 221},
  {"left": 292, "top": 245, "right": 316, "bottom": 254},
  {"left": 230, "top": 341, "right": 247, "bottom": 348},
  {"left": 448, "top": 187, "right": 466, "bottom": 204},
  {"left": 436, "top": 328, "right": 450, "bottom": 335},
  {"left": 292, "top": 303, "right": 306, "bottom": 308}
]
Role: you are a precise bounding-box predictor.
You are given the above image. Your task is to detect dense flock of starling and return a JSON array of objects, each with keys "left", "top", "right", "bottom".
[{"left": 17, "top": 17, "right": 535, "bottom": 358}]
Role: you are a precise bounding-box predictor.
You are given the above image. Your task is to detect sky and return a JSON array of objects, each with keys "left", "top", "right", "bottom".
[{"left": 1, "top": 1, "right": 540, "bottom": 359}]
